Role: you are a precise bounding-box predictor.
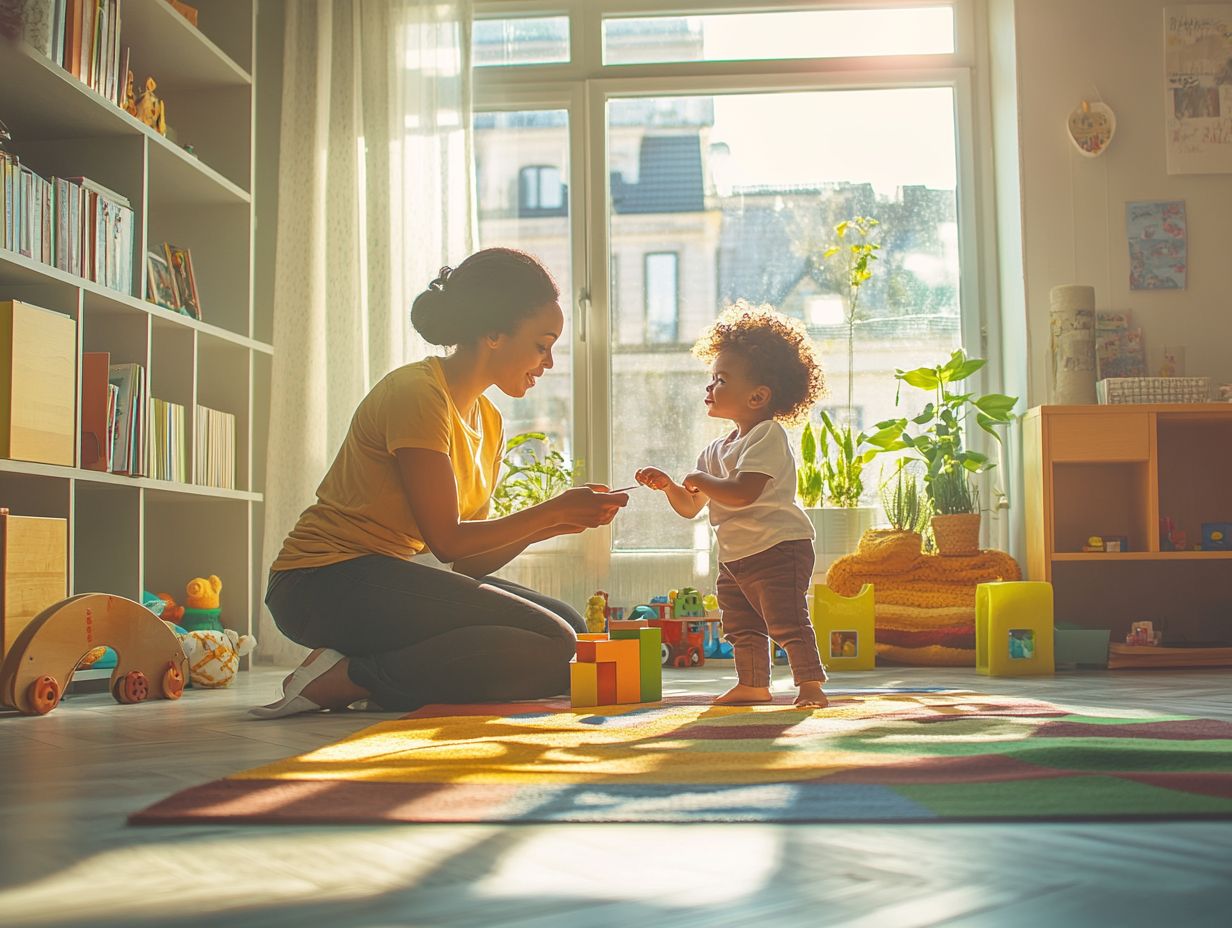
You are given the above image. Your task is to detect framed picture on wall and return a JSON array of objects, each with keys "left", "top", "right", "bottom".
[
  {"left": 163, "top": 243, "right": 201, "bottom": 320},
  {"left": 146, "top": 251, "right": 180, "bottom": 310}
]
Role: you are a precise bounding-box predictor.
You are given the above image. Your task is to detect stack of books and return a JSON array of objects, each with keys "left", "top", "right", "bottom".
[
  {"left": 195, "top": 405, "right": 236, "bottom": 490},
  {"left": 147, "top": 397, "right": 187, "bottom": 483},
  {"left": 1, "top": 154, "right": 135, "bottom": 295},
  {"left": 80, "top": 354, "right": 148, "bottom": 477},
  {"left": 20, "top": 0, "right": 130, "bottom": 107}
]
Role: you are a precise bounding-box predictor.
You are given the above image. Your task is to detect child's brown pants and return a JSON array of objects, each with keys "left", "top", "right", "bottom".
[{"left": 716, "top": 538, "right": 827, "bottom": 687}]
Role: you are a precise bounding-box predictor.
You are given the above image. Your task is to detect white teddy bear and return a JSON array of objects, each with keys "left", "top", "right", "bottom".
[{"left": 179, "top": 628, "right": 256, "bottom": 688}]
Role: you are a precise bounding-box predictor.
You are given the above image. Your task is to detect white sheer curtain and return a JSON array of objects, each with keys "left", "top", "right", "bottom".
[{"left": 259, "top": 0, "right": 474, "bottom": 665}]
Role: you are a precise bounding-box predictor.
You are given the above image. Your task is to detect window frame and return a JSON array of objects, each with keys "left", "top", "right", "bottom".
[{"left": 473, "top": 0, "right": 1000, "bottom": 559}]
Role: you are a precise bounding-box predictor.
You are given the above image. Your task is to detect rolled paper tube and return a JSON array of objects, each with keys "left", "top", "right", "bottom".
[{"left": 1049, "top": 284, "right": 1097, "bottom": 404}]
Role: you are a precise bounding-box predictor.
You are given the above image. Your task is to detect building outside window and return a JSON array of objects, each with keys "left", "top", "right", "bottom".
[{"left": 644, "top": 252, "right": 679, "bottom": 343}]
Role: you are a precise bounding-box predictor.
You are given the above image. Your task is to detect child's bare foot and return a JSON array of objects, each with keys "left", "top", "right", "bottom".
[
  {"left": 795, "top": 681, "right": 828, "bottom": 708},
  {"left": 713, "top": 683, "right": 773, "bottom": 705}
]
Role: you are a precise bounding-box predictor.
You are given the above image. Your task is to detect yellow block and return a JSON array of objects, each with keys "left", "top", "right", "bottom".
[
  {"left": 810, "top": 583, "right": 876, "bottom": 671},
  {"left": 976, "top": 581, "right": 1054, "bottom": 676},
  {"left": 570, "top": 661, "right": 598, "bottom": 708}
]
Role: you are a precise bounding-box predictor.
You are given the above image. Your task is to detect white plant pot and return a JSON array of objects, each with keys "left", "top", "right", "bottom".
[{"left": 806, "top": 506, "right": 878, "bottom": 582}]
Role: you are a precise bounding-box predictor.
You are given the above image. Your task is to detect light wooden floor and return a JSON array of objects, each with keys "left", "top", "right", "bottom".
[{"left": 2, "top": 663, "right": 1231, "bottom": 927}]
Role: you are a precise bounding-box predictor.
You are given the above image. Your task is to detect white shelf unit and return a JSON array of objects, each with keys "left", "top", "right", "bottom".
[{"left": 0, "top": 0, "right": 269, "bottom": 648}]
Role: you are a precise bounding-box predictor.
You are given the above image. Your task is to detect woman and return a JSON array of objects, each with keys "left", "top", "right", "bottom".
[{"left": 253, "top": 248, "right": 627, "bottom": 719}]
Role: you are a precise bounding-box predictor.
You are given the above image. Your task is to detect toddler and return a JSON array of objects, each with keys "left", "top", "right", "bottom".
[{"left": 636, "top": 301, "right": 828, "bottom": 707}]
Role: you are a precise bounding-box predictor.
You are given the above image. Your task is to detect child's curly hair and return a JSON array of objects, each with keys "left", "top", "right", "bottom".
[{"left": 692, "top": 300, "right": 825, "bottom": 426}]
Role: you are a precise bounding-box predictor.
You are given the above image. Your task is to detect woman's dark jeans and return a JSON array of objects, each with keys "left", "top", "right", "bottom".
[{"left": 265, "top": 555, "right": 583, "bottom": 711}]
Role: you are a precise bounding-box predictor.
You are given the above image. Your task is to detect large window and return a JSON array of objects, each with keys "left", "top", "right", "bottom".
[{"left": 473, "top": 1, "right": 985, "bottom": 560}]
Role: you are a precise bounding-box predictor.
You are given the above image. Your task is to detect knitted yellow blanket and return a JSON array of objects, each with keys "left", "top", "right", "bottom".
[{"left": 825, "top": 530, "right": 1021, "bottom": 666}]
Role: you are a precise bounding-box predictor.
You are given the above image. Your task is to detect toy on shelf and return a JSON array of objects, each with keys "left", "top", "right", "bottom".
[
  {"left": 180, "top": 628, "right": 256, "bottom": 688},
  {"left": 122, "top": 69, "right": 137, "bottom": 117},
  {"left": 1082, "top": 534, "right": 1129, "bottom": 553},
  {"left": 1125, "top": 620, "right": 1162, "bottom": 646},
  {"left": 1202, "top": 523, "right": 1231, "bottom": 551},
  {"left": 0, "top": 593, "right": 188, "bottom": 715},
  {"left": 181, "top": 575, "right": 223, "bottom": 632},
  {"left": 570, "top": 619, "right": 661, "bottom": 708},
  {"left": 135, "top": 76, "right": 167, "bottom": 135}
]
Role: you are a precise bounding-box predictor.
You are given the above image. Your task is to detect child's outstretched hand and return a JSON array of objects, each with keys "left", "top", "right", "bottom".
[{"left": 635, "top": 466, "right": 673, "bottom": 491}]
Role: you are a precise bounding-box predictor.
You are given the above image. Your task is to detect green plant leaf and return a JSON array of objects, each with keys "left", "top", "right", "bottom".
[
  {"left": 973, "top": 393, "right": 1017, "bottom": 416},
  {"left": 900, "top": 368, "right": 941, "bottom": 390}
]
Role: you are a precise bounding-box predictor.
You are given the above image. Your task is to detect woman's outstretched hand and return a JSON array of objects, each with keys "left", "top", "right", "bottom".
[{"left": 550, "top": 485, "right": 629, "bottom": 529}]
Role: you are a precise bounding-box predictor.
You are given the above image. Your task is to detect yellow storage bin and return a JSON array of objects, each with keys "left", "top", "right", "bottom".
[
  {"left": 810, "top": 583, "right": 875, "bottom": 671},
  {"left": 976, "top": 581, "right": 1054, "bottom": 676}
]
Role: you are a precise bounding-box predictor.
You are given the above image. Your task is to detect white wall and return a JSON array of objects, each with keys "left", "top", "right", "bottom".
[{"left": 1011, "top": 0, "right": 1232, "bottom": 405}]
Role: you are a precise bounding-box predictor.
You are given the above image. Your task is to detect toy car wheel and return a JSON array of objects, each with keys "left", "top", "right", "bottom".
[
  {"left": 26, "top": 675, "right": 62, "bottom": 715},
  {"left": 689, "top": 648, "right": 702, "bottom": 666},
  {"left": 116, "top": 670, "right": 151, "bottom": 704},
  {"left": 660, "top": 643, "right": 671, "bottom": 666},
  {"left": 162, "top": 663, "right": 185, "bottom": 699}
]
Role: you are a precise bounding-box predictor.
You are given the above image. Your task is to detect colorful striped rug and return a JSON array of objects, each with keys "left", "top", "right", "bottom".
[{"left": 131, "top": 690, "right": 1232, "bottom": 825}]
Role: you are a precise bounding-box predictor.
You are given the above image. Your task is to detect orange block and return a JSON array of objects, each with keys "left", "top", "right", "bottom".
[
  {"left": 608, "top": 619, "right": 649, "bottom": 632},
  {"left": 596, "top": 661, "right": 617, "bottom": 705}
]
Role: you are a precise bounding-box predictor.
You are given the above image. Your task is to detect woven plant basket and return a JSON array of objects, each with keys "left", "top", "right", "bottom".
[{"left": 930, "top": 513, "right": 981, "bottom": 557}]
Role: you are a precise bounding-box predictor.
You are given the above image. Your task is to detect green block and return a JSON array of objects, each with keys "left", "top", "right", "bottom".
[
  {"left": 610, "top": 628, "right": 643, "bottom": 640},
  {"left": 638, "top": 627, "right": 662, "bottom": 702}
]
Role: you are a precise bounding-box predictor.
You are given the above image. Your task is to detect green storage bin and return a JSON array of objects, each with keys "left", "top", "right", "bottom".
[{"left": 1054, "top": 624, "right": 1110, "bottom": 670}]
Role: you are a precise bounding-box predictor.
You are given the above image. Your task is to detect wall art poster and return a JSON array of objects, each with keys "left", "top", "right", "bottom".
[
  {"left": 1127, "top": 200, "right": 1187, "bottom": 290},
  {"left": 1164, "top": 5, "right": 1232, "bottom": 174}
]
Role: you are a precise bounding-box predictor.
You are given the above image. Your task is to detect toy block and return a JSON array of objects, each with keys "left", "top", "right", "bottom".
[
  {"left": 596, "top": 660, "right": 617, "bottom": 704},
  {"left": 606, "top": 638, "right": 642, "bottom": 702},
  {"left": 608, "top": 619, "right": 649, "bottom": 632},
  {"left": 976, "top": 581, "right": 1055, "bottom": 676},
  {"left": 810, "top": 583, "right": 876, "bottom": 671},
  {"left": 577, "top": 633, "right": 608, "bottom": 642},
  {"left": 570, "top": 661, "right": 598, "bottom": 708},
  {"left": 636, "top": 627, "right": 661, "bottom": 702}
]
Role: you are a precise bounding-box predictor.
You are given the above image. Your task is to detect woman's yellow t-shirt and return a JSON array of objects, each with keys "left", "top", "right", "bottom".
[{"left": 272, "top": 357, "right": 504, "bottom": 570}]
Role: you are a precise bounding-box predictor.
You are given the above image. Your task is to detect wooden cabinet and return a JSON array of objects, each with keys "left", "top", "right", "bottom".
[
  {"left": 0, "top": 3, "right": 266, "bottom": 667},
  {"left": 1024, "top": 405, "right": 1232, "bottom": 645}
]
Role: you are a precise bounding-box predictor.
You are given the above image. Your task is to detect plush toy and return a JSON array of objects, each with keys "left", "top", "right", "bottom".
[
  {"left": 585, "top": 593, "right": 607, "bottom": 634},
  {"left": 156, "top": 592, "right": 185, "bottom": 624},
  {"left": 179, "top": 628, "right": 255, "bottom": 688},
  {"left": 181, "top": 575, "right": 223, "bottom": 632}
]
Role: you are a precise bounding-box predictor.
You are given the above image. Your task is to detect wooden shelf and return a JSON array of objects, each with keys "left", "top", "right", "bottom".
[
  {"left": 0, "top": 3, "right": 263, "bottom": 645},
  {"left": 122, "top": 0, "right": 253, "bottom": 89},
  {"left": 1052, "top": 551, "right": 1232, "bottom": 561},
  {"left": 0, "top": 42, "right": 250, "bottom": 200},
  {"left": 1025, "top": 404, "right": 1232, "bottom": 653}
]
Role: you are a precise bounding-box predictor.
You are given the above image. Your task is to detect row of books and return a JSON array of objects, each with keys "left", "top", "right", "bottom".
[
  {"left": 196, "top": 404, "right": 237, "bottom": 490},
  {"left": 21, "top": 0, "right": 130, "bottom": 107},
  {"left": 0, "top": 151, "right": 135, "bottom": 295},
  {"left": 80, "top": 354, "right": 234, "bottom": 486}
]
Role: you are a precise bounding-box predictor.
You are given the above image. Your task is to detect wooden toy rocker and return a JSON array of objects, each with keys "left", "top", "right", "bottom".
[{"left": 0, "top": 593, "right": 188, "bottom": 715}]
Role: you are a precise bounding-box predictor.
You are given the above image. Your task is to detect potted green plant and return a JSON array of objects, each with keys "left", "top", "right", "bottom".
[
  {"left": 878, "top": 459, "right": 930, "bottom": 537},
  {"left": 867, "top": 349, "right": 1017, "bottom": 556},
  {"left": 490, "top": 431, "right": 577, "bottom": 518},
  {"left": 800, "top": 217, "right": 882, "bottom": 573}
]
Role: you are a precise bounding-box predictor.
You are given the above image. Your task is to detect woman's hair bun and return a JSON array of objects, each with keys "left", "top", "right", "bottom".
[
  {"left": 410, "top": 248, "right": 559, "bottom": 348},
  {"left": 410, "top": 286, "right": 461, "bottom": 347}
]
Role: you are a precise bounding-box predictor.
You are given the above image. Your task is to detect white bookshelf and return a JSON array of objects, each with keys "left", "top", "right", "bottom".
[{"left": 0, "top": 1, "right": 268, "bottom": 648}]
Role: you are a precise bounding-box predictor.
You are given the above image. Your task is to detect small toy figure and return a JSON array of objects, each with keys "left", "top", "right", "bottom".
[
  {"left": 135, "top": 76, "right": 167, "bottom": 135},
  {"left": 1126, "top": 621, "right": 1161, "bottom": 646},
  {"left": 179, "top": 628, "right": 256, "bottom": 688},
  {"left": 123, "top": 69, "right": 137, "bottom": 117},
  {"left": 1218, "top": 383, "right": 1232, "bottom": 403},
  {"left": 585, "top": 592, "right": 608, "bottom": 634},
  {"left": 182, "top": 575, "right": 223, "bottom": 632}
]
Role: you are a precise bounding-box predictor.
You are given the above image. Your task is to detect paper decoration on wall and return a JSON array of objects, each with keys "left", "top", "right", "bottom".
[
  {"left": 1127, "top": 200, "right": 1187, "bottom": 290},
  {"left": 1095, "top": 311, "right": 1147, "bottom": 379},
  {"left": 1164, "top": 5, "right": 1232, "bottom": 174},
  {"left": 1067, "top": 100, "right": 1116, "bottom": 157}
]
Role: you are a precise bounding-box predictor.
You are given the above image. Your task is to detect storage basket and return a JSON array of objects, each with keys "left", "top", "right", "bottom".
[
  {"left": 1096, "top": 377, "right": 1210, "bottom": 404},
  {"left": 930, "top": 513, "right": 981, "bottom": 557}
]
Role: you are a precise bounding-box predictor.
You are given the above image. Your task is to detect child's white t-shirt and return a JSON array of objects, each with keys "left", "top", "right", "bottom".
[{"left": 696, "top": 419, "right": 814, "bottom": 563}]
